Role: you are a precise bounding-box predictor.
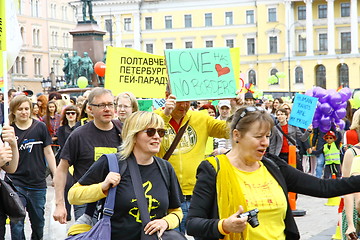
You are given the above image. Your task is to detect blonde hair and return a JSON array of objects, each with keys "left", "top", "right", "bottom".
[
  {"left": 9, "top": 95, "right": 33, "bottom": 124},
  {"left": 350, "top": 109, "right": 360, "bottom": 130},
  {"left": 116, "top": 92, "right": 139, "bottom": 112},
  {"left": 119, "top": 111, "right": 164, "bottom": 160}
]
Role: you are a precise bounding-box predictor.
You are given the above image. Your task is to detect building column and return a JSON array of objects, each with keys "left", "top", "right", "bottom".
[
  {"left": 305, "top": 0, "right": 314, "bottom": 56},
  {"left": 327, "top": 0, "right": 335, "bottom": 55},
  {"left": 133, "top": 11, "right": 141, "bottom": 51},
  {"left": 351, "top": 0, "right": 359, "bottom": 54}
]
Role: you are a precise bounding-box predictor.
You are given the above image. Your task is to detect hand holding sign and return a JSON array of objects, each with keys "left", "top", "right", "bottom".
[
  {"left": 164, "top": 94, "right": 176, "bottom": 116},
  {"left": 0, "top": 137, "right": 12, "bottom": 167}
]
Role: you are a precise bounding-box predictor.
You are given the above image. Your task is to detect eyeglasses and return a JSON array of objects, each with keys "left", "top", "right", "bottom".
[
  {"left": 89, "top": 103, "right": 115, "bottom": 109},
  {"left": 66, "top": 111, "right": 76, "bottom": 115},
  {"left": 143, "top": 128, "right": 167, "bottom": 138},
  {"left": 234, "top": 106, "right": 265, "bottom": 127},
  {"left": 118, "top": 105, "right": 132, "bottom": 109}
]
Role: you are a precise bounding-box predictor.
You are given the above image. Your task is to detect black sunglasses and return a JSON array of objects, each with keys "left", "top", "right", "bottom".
[
  {"left": 234, "top": 106, "right": 265, "bottom": 127},
  {"left": 143, "top": 128, "right": 167, "bottom": 138},
  {"left": 66, "top": 111, "right": 76, "bottom": 115}
]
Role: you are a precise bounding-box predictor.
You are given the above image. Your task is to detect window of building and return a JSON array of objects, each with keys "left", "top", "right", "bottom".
[
  {"left": 319, "top": 33, "right": 328, "bottom": 51},
  {"left": 184, "top": 14, "right": 192, "bottom": 28},
  {"left": 246, "top": 10, "right": 254, "bottom": 24},
  {"left": 18, "top": 0, "right": 22, "bottom": 14},
  {"left": 226, "top": 39, "right": 234, "bottom": 48},
  {"left": 248, "top": 70, "right": 256, "bottom": 85},
  {"left": 295, "top": 66, "right": 303, "bottom": 83},
  {"left": 106, "top": 19, "right": 113, "bottom": 34},
  {"left": 225, "top": 12, "right": 233, "bottom": 25},
  {"left": 124, "top": 18, "right": 131, "bottom": 31},
  {"left": 341, "top": 3, "right": 350, "bottom": 17},
  {"left": 270, "top": 68, "right": 279, "bottom": 85},
  {"left": 269, "top": 36, "right": 277, "bottom": 53},
  {"left": 338, "top": 63, "right": 349, "bottom": 87},
  {"left": 145, "top": 17, "right": 152, "bottom": 30},
  {"left": 21, "top": 57, "right": 25, "bottom": 74},
  {"left": 185, "top": 41, "right": 193, "bottom": 48},
  {"left": 268, "top": 8, "right": 277, "bottom": 22},
  {"left": 341, "top": 32, "right": 351, "bottom": 54},
  {"left": 247, "top": 38, "right": 255, "bottom": 55},
  {"left": 146, "top": 43, "right": 153, "bottom": 53},
  {"left": 125, "top": 44, "right": 132, "bottom": 48},
  {"left": 33, "top": 29, "right": 36, "bottom": 46},
  {"left": 165, "top": 43, "right": 173, "bottom": 49},
  {"left": 318, "top": 5, "right": 327, "bottom": 19},
  {"left": 20, "top": 27, "right": 24, "bottom": 41},
  {"left": 205, "top": 40, "right": 213, "bottom": 48},
  {"left": 36, "top": 29, "right": 40, "bottom": 46},
  {"left": 299, "top": 35, "right": 306, "bottom": 52},
  {"left": 298, "top": 6, "right": 306, "bottom": 20},
  {"left": 315, "top": 65, "right": 326, "bottom": 89},
  {"left": 205, "top": 13, "right": 212, "bottom": 27},
  {"left": 165, "top": 16, "right": 172, "bottom": 29},
  {"left": 15, "top": 57, "right": 20, "bottom": 74}
]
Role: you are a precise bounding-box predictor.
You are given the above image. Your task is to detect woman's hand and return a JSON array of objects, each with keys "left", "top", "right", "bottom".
[
  {"left": 345, "top": 225, "right": 357, "bottom": 239},
  {"left": 164, "top": 94, "right": 176, "bottom": 116},
  {"left": 101, "top": 172, "right": 120, "bottom": 193},
  {"left": 222, "top": 206, "right": 248, "bottom": 234},
  {"left": 144, "top": 219, "right": 168, "bottom": 237},
  {"left": 0, "top": 138, "right": 12, "bottom": 167},
  {"left": 1, "top": 125, "right": 17, "bottom": 147}
]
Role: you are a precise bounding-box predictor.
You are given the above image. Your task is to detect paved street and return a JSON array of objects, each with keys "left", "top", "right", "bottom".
[{"left": 5, "top": 178, "right": 342, "bottom": 240}]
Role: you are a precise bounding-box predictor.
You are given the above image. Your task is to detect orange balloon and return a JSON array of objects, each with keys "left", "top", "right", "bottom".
[{"left": 94, "top": 61, "right": 106, "bottom": 77}]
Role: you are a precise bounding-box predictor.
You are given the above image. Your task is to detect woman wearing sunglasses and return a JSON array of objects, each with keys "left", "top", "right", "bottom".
[
  {"left": 68, "top": 111, "right": 183, "bottom": 239},
  {"left": 186, "top": 106, "right": 360, "bottom": 240},
  {"left": 56, "top": 105, "right": 80, "bottom": 221}
]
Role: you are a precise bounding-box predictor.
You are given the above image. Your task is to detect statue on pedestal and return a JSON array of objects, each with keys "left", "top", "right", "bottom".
[
  {"left": 62, "top": 53, "right": 71, "bottom": 85},
  {"left": 70, "top": 50, "right": 81, "bottom": 86},
  {"left": 82, "top": 0, "right": 94, "bottom": 22},
  {"left": 80, "top": 52, "right": 94, "bottom": 85}
]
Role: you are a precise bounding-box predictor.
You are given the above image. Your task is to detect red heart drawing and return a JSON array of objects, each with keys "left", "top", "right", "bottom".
[{"left": 215, "top": 64, "right": 230, "bottom": 77}]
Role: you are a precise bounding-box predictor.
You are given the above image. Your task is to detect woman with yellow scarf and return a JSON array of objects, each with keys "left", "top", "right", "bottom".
[{"left": 187, "top": 106, "right": 360, "bottom": 240}]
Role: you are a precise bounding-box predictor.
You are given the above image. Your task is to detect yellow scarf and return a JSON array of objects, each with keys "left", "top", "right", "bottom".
[{"left": 207, "top": 155, "right": 248, "bottom": 240}]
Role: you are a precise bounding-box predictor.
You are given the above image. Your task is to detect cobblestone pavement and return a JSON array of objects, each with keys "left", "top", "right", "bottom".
[{"left": 5, "top": 178, "right": 341, "bottom": 240}]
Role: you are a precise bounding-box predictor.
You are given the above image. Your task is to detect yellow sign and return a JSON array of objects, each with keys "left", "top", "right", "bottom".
[{"left": 105, "top": 46, "right": 168, "bottom": 98}]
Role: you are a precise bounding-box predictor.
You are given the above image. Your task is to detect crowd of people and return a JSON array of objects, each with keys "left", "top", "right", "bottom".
[{"left": 1, "top": 87, "right": 360, "bottom": 240}]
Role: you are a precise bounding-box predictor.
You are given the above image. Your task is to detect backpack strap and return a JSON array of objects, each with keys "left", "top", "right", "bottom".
[
  {"left": 153, "top": 156, "right": 170, "bottom": 190},
  {"left": 102, "top": 153, "right": 120, "bottom": 218}
]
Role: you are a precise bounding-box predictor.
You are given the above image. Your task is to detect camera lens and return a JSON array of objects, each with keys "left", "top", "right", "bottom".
[{"left": 248, "top": 217, "right": 259, "bottom": 228}]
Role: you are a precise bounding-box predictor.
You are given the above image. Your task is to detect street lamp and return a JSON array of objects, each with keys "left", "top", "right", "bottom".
[
  {"left": 60, "top": 77, "right": 66, "bottom": 88},
  {"left": 56, "top": 77, "right": 61, "bottom": 89},
  {"left": 41, "top": 78, "right": 46, "bottom": 93}
]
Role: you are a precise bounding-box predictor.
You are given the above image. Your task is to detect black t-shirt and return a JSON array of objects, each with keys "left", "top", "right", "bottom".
[
  {"left": 8, "top": 120, "right": 52, "bottom": 188},
  {"left": 79, "top": 155, "right": 182, "bottom": 240},
  {"left": 60, "top": 121, "right": 122, "bottom": 181}
]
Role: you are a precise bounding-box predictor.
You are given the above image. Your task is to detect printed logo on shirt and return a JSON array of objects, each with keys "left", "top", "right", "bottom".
[
  {"left": 162, "top": 125, "right": 197, "bottom": 155},
  {"left": 94, "top": 147, "right": 118, "bottom": 161},
  {"left": 129, "top": 181, "right": 160, "bottom": 223},
  {"left": 18, "top": 139, "right": 43, "bottom": 153}
]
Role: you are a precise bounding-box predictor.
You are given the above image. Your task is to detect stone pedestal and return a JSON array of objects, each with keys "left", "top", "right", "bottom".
[{"left": 69, "top": 21, "right": 106, "bottom": 87}]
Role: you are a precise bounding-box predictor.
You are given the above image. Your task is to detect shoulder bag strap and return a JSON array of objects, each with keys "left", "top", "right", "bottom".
[
  {"left": 275, "top": 124, "right": 297, "bottom": 146},
  {"left": 162, "top": 119, "right": 189, "bottom": 160},
  {"left": 127, "top": 155, "right": 157, "bottom": 240},
  {"left": 102, "top": 154, "right": 120, "bottom": 220}
]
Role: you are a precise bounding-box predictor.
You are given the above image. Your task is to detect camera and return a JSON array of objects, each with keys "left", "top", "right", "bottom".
[
  {"left": 348, "top": 232, "right": 358, "bottom": 240},
  {"left": 238, "top": 208, "right": 260, "bottom": 228}
]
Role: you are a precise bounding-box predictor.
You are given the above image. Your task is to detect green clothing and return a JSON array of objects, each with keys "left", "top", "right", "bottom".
[{"left": 323, "top": 142, "right": 341, "bottom": 165}]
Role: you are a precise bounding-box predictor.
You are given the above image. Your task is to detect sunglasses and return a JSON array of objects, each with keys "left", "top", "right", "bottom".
[
  {"left": 234, "top": 106, "right": 265, "bottom": 127},
  {"left": 66, "top": 111, "right": 76, "bottom": 115},
  {"left": 325, "top": 137, "right": 334, "bottom": 140},
  {"left": 143, "top": 128, "right": 167, "bottom": 138}
]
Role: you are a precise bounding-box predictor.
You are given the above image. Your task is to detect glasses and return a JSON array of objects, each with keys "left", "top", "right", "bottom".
[
  {"left": 143, "top": 128, "right": 167, "bottom": 138},
  {"left": 89, "top": 103, "right": 115, "bottom": 109},
  {"left": 118, "top": 105, "right": 132, "bottom": 109},
  {"left": 234, "top": 106, "right": 265, "bottom": 127},
  {"left": 66, "top": 111, "right": 76, "bottom": 116},
  {"left": 325, "top": 137, "right": 334, "bottom": 140}
]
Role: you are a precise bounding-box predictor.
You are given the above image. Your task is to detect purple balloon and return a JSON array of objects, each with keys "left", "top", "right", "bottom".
[
  {"left": 318, "top": 94, "right": 329, "bottom": 104},
  {"left": 329, "top": 93, "right": 343, "bottom": 108},
  {"left": 305, "top": 89, "right": 313, "bottom": 97},
  {"left": 312, "top": 119, "right": 320, "bottom": 128},
  {"left": 339, "top": 90, "right": 351, "bottom": 103},
  {"left": 320, "top": 103, "right": 333, "bottom": 116},
  {"left": 319, "top": 124, "right": 331, "bottom": 133},
  {"left": 334, "top": 108, "right": 346, "bottom": 119},
  {"left": 337, "top": 119, "right": 345, "bottom": 130},
  {"left": 314, "top": 87, "right": 326, "bottom": 98},
  {"left": 320, "top": 116, "right": 331, "bottom": 126}
]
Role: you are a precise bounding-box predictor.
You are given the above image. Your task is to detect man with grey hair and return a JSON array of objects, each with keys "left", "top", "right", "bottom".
[{"left": 53, "top": 87, "right": 122, "bottom": 224}]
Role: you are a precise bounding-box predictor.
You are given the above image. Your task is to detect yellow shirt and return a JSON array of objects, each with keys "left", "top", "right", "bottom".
[
  {"left": 350, "top": 155, "right": 360, "bottom": 175},
  {"left": 233, "top": 162, "right": 287, "bottom": 240}
]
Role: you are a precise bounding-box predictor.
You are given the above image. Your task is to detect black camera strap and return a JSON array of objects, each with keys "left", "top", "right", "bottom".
[{"left": 275, "top": 124, "right": 297, "bottom": 146}]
